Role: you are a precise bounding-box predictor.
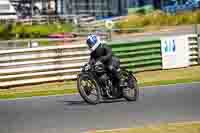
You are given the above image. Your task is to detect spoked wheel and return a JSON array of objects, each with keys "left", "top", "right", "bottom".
[
  {"left": 77, "top": 73, "right": 101, "bottom": 105},
  {"left": 121, "top": 70, "right": 139, "bottom": 101}
]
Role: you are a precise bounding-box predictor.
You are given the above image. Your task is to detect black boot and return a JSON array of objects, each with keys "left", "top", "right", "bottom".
[
  {"left": 119, "top": 78, "right": 127, "bottom": 87},
  {"left": 116, "top": 69, "right": 125, "bottom": 88}
]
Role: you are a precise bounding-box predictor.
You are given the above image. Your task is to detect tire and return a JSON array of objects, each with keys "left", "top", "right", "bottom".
[
  {"left": 121, "top": 70, "right": 139, "bottom": 101},
  {"left": 77, "top": 73, "right": 101, "bottom": 105}
]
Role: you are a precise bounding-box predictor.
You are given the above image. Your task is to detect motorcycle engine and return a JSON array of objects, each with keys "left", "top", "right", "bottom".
[
  {"left": 95, "top": 63, "right": 105, "bottom": 73},
  {"left": 99, "top": 73, "right": 109, "bottom": 84}
]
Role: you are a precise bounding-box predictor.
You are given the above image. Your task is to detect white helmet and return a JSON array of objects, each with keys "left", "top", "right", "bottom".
[{"left": 86, "top": 34, "right": 101, "bottom": 51}]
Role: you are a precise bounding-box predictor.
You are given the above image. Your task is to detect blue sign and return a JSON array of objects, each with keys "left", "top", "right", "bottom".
[{"left": 164, "top": 39, "right": 176, "bottom": 53}]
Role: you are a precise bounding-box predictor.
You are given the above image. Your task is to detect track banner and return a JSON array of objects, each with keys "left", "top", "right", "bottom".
[{"left": 161, "top": 35, "right": 190, "bottom": 69}]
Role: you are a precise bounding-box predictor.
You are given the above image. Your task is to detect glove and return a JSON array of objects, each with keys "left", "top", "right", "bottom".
[
  {"left": 99, "top": 57, "right": 106, "bottom": 63},
  {"left": 86, "top": 64, "right": 91, "bottom": 70},
  {"left": 82, "top": 63, "right": 90, "bottom": 71},
  {"left": 95, "top": 61, "right": 102, "bottom": 66}
]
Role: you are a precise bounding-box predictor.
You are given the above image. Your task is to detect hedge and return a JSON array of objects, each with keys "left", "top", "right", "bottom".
[
  {"left": 0, "top": 22, "right": 74, "bottom": 40},
  {"left": 116, "top": 10, "right": 200, "bottom": 30}
]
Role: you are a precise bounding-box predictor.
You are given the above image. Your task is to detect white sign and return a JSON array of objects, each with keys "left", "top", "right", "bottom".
[
  {"left": 161, "top": 35, "right": 190, "bottom": 69},
  {"left": 105, "top": 20, "right": 114, "bottom": 30}
]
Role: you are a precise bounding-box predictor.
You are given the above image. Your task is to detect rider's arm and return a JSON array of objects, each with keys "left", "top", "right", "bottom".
[
  {"left": 99, "top": 44, "right": 112, "bottom": 63},
  {"left": 89, "top": 54, "right": 95, "bottom": 65}
]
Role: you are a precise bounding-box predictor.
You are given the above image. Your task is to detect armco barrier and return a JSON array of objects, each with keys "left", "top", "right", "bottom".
[
  {"left": 187, "top": 34, "right": 199, "bottom": 65},
  {"left": 0, "top": 39, "right": 162, "bottom": 88},
  {"left": 196, "top": 34, "right": 200, "bottom": 63},
  {"left": 0, "top": 35, "right": 198, "bottom": 88},
  {"left": 109, "top": 40, "right": 162, "bottom": 72},
  {"left": 0, "top": 44, "right": 88, "bottom": 88}
]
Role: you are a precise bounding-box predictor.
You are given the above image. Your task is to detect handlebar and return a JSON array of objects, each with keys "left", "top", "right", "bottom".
[{"left": 81, "top": 61, "right": 104, "bottom": 72}]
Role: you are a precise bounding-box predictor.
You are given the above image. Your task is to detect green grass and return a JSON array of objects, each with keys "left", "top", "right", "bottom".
[
  {"left": 140, "top": 77, "right": 200, "bottom": 87},
  {"left": 115, "top": 10, "right": 200, "bottom": 33},
  {"left": 0, "top": 81, "right": 78, "bottom": 99},
  {"left": 0, "top": 65, "right": 200, "bottom": 99},
  {"left": 0, "top": 89, "right": 77, "bottom": 99},
  {"left": 0, "top": 22, "right": 74, "bottom": 40},
  {"left": 90, "top": 122, "right": 200, "bottom": 133}
]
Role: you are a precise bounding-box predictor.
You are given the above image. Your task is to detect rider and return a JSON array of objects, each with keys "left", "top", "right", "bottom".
[{"left": 86, "top": 34, "right": 124, "bottom": 88}]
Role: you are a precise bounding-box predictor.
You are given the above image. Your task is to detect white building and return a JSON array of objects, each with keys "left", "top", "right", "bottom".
[
  {"left": 56, "top": 0, "right": 128, "bottom": 19},
  {"left": 0, "top": 0, "right": 17, "bottom": 19},
  {"left": 2, "top": 0, "right": 129, "bottom": 19}
]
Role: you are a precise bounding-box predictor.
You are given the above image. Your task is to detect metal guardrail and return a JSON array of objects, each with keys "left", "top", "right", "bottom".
[
  {"left": 110, "top": 40, "right": 162, "bottom": 72},
  {"left": 0, "top": 14, "right": 96, "bottom": 25},
  {"left": 0, "top": 44, "right": 88, "bottom": 88},
  {"left": 0, "top": 39, "right": 161, "bottom": 88},
  {"left": 79, "top": 16, "right": 126, "bottom": 31},
  {"left": 197, "top": 34, "right": 200, "bottom": 64},
  {"left": 188, "top": 34, "right": 199, "bottom": 65},
  {"left": 0, "top": 34, "right": 198, "bottom": 88}
]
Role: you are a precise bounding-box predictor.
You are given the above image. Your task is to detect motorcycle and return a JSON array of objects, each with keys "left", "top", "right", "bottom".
[{"left": 77, "top": 62, "right": 139, "bottom": 104}]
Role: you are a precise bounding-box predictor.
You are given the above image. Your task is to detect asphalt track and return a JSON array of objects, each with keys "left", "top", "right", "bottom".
[{"left": 0, "top": 83, "right": 200, "bottom": 133}]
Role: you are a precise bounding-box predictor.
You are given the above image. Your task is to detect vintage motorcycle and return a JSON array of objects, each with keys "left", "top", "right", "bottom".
[{"left": 77, "top": 62, "right": 139, "bottom": 104}]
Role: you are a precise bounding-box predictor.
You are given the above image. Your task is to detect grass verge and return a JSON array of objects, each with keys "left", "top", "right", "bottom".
[
  {"left": 0, "top": 22, "right": 74, "bottom": 40},
  {"left": 115, "top": 10, "right": 200, "bottom": 33},
  {"left": 0, "top": 65, "right": 200, "bottom": 99},
  {"left": 89, "top": 122, "right": 200, "bottom": 133}
]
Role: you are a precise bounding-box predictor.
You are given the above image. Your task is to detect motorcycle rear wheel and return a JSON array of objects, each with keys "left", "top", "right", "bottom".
[{"left": 121, "top": 70, "right": 139, "bottom": 101}]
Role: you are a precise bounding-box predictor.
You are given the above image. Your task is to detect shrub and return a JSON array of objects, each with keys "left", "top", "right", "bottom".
[
  {"left": 116, "top": 10, "right": 200, "bottom": 31},
  {"left": 0, "top": 22, "right": 74, "bottom": 39},
  {"left": 0, "top": 23, "right": 14, "bottom": 39}
]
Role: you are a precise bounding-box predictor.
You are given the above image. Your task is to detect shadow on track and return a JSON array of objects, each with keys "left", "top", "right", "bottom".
[
  {"left": 63, "top": 98, "right": 126, "bottom": 106},
  {"left": 64, "top": 100, "right": 88, "bottom": 106}
]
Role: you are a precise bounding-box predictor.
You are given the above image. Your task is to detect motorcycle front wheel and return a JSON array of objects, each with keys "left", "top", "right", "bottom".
[{"left": 77, "top": 73, "right": 101, "bottom": 105}]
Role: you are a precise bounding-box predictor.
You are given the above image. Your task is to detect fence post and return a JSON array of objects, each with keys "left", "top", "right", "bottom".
[{"left": 107, "top": 30, "right": 112, "bottom": 41}]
